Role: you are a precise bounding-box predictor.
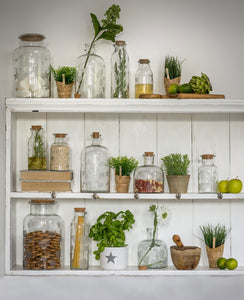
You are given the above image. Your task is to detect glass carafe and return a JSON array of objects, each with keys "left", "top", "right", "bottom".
[
  {"left": 198, "top": 154, "right": 218, "bottom": 193},
  {"left": 111, "top": 40, "right": 129, "bottom": 98},
  {"left": 13, "top": 33, "right": 51, "bottom": 98},
  {"left": 28, "top": 125, "right": 47, "bottom": 170},
  {"left": 76, "top": 43, "right": 105, "bottom": 98},
  {"left": 138, "top": 228, "right": 168, "bottom": 269},
  {"left": 135, "top": 59, "right": 153, "bottom": 98},
  {"left": 70, "top": 208, "right": 89, "bottom": 270},
  {"left": 23, "top": 200, "right": 64, "bottom": 270},
  {"left": 134, "top": 152, "right": 163, "bottom": 193},
  {"left": 80, "top": 132, "right": 110, "bottom": 192},
  {"left": 50, "top": 133, "right": 70, "bottom": 171}
]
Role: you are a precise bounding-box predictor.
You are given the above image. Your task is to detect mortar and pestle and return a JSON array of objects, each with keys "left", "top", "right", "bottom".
[{"left": 170, "top": 235, "right": 201, "bottom": 270}]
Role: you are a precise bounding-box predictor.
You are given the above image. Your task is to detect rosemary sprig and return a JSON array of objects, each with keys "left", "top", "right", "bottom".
[{"left": 113, "top": 47, "right": 128, "bottom": 98}]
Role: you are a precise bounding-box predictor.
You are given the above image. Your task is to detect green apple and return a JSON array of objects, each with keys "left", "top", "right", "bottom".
[
  {"left": 227, "top": 178, "right": 243, "bottom": 193},
  {"left": 218, "top": 180, "right": 229, "bottom": 193}
]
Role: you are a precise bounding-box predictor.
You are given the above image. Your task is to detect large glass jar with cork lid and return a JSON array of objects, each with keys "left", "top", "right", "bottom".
[
  {"left": 198, "top": 154, "right": 218, "bottom": 193},
  {"left": 134, "top": 152, "right": 164, "bottom": 193},
  {"left": 50, "top": 133, "right": 70, "bottom": 171},
  {"left": 80, "top": 132, "right": 110, "bottom": 192},
  {"left": 135, "top": 59, "right": 153, "bottom": 98},
  {"left": 23, "top": 200, "right": 64, "bottom": 270}
]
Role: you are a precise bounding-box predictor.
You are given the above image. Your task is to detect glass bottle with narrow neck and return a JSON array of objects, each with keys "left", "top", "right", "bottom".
[
  {"left": 135, "top": 59, "right": 153, "bottom": 98},
  {"left": 80, "top": 132, "right": 110, "bottom": 192},
  {"left": 198, "top": 154, "right": 218, "bottom": 193},
  {"left": 111, "top": 40, "right": 129, "bottom": 98}
]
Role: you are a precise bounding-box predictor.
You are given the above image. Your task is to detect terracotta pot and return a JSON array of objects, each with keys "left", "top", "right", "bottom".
[
  {"left": 115, "top": 175, "right": 131, "bottom": 193},
  {"left": 206, "top": 244, "right": 224, "bottom": 268},
  {"left": 164, "top": 76, "right": 181, "bottom": 95},
  {"left": 166, "top": 175, "right": 190, "bottom": 193},
  {"left": 56, "top": 81, "right": 74, "bottom": 98}
]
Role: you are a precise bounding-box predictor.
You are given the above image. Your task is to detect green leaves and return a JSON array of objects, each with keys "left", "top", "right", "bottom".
[
  {"left": 200, "top": 224, "right": 230, "bottom": 248},
  {"left": 164, "top": 56, "right": 184, "bottom": 79},
  {"left": 161, "top": 153, "right": 190, "bottom": 175},
  {"left": 50, "top": 66, "right": 76, "bottom": 85},
  {"left": 109, "top": 156, "right": 138, "bottom": 176},
  {"left": 90, "top": 13, "right": 101, "bottom": 37}
]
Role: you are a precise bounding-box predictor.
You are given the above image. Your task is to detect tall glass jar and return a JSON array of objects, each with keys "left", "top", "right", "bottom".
[
  {"left": 70, "top": 208, "right": 89, "bottom": 270},
  {"left": 28, "top": 125, "right": 47, "bottom": 170},
  {"left": 135, "top": 59, "right": 153, "bottom": 98},
  {"left": 50, "top": 133, "right": 70, "bottom": 171},
  {"left": 134, "top": 152, "right": 163, "bottom": 193},
  {"left": 111, "top": 40, "right": 129, "bottom": 98},
  {"left": 138, "top": 228, "right": 168, "bottom": 269},
  {"left": 76, "top": 43, "right": 105, "bottom": 98},
  {"left": 198, "top": 154, "right": 218, "bottom": 193},
  {"left": 13, "top": 33, "right": 51, "bottom": 98},
  {"left": 80, "top": 132, "right": 110, "bottom": 192},
  {"left": 23, "top": 200, "right": 64, "bottom": 270}
]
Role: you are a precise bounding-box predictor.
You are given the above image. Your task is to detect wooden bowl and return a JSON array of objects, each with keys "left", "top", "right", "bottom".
[{"left": 170, "top": 246, "right": 201, "bottom": 270}]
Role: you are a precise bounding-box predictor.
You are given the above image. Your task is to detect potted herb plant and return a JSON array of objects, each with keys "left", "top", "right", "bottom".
[
  {"left": 89, "top": 210, "right": 135, "bottom": 270},
  {"left": 164, "top": 56, "right": 184, "bottom": 95},
  {"left": 51, "top": 66, "right": 76, "bottom": 98},
  {"left": 200, "top": 224, "right": 230, "bottom": 268},
  {"left": 161, "top": 153, "right": 190, "bottom": 193},
  {"left": 109, "top": 156, "right": 138, "bottom": 193}
]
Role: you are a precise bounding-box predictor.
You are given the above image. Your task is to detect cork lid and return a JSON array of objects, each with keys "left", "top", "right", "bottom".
[
  {"left": 115, "top": 40, "right": 126, "bottom": 46},
  {"left": 19, "top": 33, "right": 45, "bottom": 42},
  {"left": 74, "top": 207, "right": 86, "bottom": 212},
  {"left": 92, "top": 132, "right": 100, "bottom": 138},
  {"left": 201, "top": 154, "right": 215, "bottom": 159},
  {"left": 144, "top": 152, "right": 154, "bottom": 157},
  {"left": 31, "top": 125, "right": 42, "bottom": 130},
  {"left": 30, "top": 200, "right": 55, "bottom": 204},
  {"left": 138, "top": 59, "right": 150, "bottom": 64},
  {"left": 54, "top": 133, "right": 67, "bottom": 138}
]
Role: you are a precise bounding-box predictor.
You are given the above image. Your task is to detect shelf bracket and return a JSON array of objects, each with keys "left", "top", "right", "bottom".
[
  {"left": 134, "top": 193, "right": 140, "bottom": 199},
  {"left": 93, "top": 193, "right": 98, "bottom": 199},
  {"left": 51, "top": 191, "right": 56, "bottom": 199},
  {"left": 176, "top": 193, "right": 181, "bottom": 200},
  {"left": 217, "top": 192, "right": 223, "bottom": 200}
]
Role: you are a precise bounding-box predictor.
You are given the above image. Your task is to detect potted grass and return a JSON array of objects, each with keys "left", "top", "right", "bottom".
[
  {"left": 163, "top": 56, "right": 183, "bottom": 95},
  {"left": 89, "top": 210, "right": 135, "bottom": 270},
  {"left": 109, "top": 156, "right": 138, "bottom": 193},
  {"left": 51, "top": 66, "right": 76, "bottom": 98},
  {"left": 200, "top": 224, "right": 230, "bottom": 268},
  {"left": 161, "top": 153, "right": 190, "bottom": 193}
]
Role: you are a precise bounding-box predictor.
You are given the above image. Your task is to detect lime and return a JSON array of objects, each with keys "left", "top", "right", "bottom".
[
  {"left": 225, "top": 258, "right": 238, "bottom": 270},
  {"left": 217, "top": 257, "right": 226, "bottom": 269},
  {"left": 178, "top": 83, "right": 193, "bottom": 93},
  {"left": 168, "top": 84, "right": 179, "bottom": 95}
]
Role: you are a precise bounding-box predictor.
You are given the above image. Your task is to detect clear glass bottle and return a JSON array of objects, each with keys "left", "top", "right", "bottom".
[
  {"left": 13, "top": 33, "right": 51, "bottom": 98},
  {"left": 134, "top": 152, "right": 163, "bottom": 193},
  {"left": 50, "top": 133, "right": 70, "bottom": 171},
  {"left": 70, "top": 208, "right": 89, "bottom": 270},
  {"left": 80, "top": 132, "right": 110, "bottom": 192},
  {"left": 76, "top": 43, "right": 105, "bottom": 98},
  {"left": 138, "top": 228, "right": 168, "bottom": 269},
  {"left": 135, "top": 59, "right": 153, "bottom": 98},
  {"left": 23, "top": 200, "right": 64, "bottom": 270},
  {"left": 198, "top": 154, "right": 218, "bottom": 193},
  {"left": 28, "top": 125, "right": 47, "bottom": 170},
  {"left": 111, "top": 40, "right": 129, "bottom": 98}
]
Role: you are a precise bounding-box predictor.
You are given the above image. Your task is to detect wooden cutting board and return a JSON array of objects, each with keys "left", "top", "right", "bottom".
[{"left": 165, "top": 93, "right": 225, "bottom": 99}]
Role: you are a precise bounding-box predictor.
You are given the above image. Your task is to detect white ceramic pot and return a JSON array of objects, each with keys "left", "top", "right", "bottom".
[{"left": 100, "top": 247, "right": 127, "bottom": 270}]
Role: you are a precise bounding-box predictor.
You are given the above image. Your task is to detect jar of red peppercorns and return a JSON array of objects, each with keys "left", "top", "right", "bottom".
[{"left": 134, "top": 152, "right": 164, "bottom": 193}]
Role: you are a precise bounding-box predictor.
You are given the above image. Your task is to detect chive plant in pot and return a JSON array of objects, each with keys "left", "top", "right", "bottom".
[
  {"left": 89, "top": 210, "right": 135, "bottom": 270},
  {"left": 109, "top": 156, "right": 138, "bottom": 193},
  {"left": 51, "top": 66, "right": 76, "bottom": 98},
  {"left": 200, "top": 224, "right": 230, "bottom": 268},
  {"left": 163, "top": 56, "right": 183, "bottom": 95},
  {"left": 161, "top": 153, "right": 190, "bottom": 193}
]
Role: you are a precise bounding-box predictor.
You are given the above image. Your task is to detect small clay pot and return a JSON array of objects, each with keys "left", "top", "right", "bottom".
[
  {"left": 166, "top": 175, "right": 190, "bottom": 193},
  {"left": 115, "top": 175, "right": 131, "bottom": 193}
]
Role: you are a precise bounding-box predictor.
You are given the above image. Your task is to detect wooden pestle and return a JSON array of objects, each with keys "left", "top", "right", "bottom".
[{"left": 173, "top": 234, "right": 184, "bottom": 248}]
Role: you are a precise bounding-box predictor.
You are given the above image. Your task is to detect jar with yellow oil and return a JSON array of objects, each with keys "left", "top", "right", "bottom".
[{"left": 135, "top": 59, "right": 153, "bottom": 98}]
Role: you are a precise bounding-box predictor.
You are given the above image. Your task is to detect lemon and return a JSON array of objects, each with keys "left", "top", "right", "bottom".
[
  {"left": 217, "top": 257, "right": 226, "bottom": 269},
  {"left": 168, "top": 84, "right": 179, "bottom": 95},
  {"left": 225, "top": 258, "right": 238, "bottom": 270}
]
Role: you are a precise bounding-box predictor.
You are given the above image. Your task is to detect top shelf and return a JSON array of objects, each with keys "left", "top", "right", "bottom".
[{"left": 5, "top": 98, "right": 244, "bottom": 114}]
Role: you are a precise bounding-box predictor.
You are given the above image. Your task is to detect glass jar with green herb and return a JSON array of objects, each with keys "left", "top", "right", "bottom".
[{"left": 28, "top": 125, "right": 47, "bottom": 170}]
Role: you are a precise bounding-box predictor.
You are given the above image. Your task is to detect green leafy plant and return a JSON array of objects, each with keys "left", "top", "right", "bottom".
[
  {"left": 76, "top": 4, "right": 123, "bottom": 94},
  {"left": 33, "top": 130, "right": 45, "bottom": 157},
  {"left": 161, "top": 153, "right": 190, "bottom": 175},
  {"left": 164, "top": 56, "right": 184, "bottom": 79},
  {"left": 50, "top": 66, "right": 76, "bottom": 85},
  {"left": 89, "top": 210, "right": 135, "bottom": 260},
  {"left": 200, "top": 224, "right": 230, "bottom": 248},
  {"left": 113, "top": 47, "right": 128, "bottom": 98},
  {"left": 109, "top": 156, "right": 138, "bottom": 176}
]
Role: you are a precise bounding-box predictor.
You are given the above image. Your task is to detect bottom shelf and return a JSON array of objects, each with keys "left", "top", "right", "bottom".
[{"left": 7, "top": 265, "right": 244, "bottom": 276}]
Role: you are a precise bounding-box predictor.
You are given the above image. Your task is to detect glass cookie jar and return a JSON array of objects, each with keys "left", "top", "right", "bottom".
[
  {"left": 198, "top": 154, "right": 218, "bottom": 193},
  {"left": 50, "top": 133, "right": 70, "bottom": 171},
  {"left": 134, "top": 152, "right": 164, "bottom": 193},
  {"left": 23, "top": 200, "right": 64, "bottom": 270}
]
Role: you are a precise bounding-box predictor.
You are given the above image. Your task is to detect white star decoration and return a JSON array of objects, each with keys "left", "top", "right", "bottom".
[{"left": 106, "top": 252, "right": 116, "bottom": 264}]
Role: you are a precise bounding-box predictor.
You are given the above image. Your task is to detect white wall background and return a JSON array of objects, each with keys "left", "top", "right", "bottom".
[{"left": 1, "top": 0, "right": 244, "bottom": 299}]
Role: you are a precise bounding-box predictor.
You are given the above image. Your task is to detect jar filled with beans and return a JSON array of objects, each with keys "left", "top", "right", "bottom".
[
  {"left": 50, "top": 133, "right": 70, "bottom": 171},
  {"left": 134, "top": 152, "right": 164, "bottom": 193},
  {"left": 23, "top": 200, "right": 64, "bottom": 270}
]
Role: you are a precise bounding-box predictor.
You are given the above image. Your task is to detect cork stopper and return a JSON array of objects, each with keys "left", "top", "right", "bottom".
[
  {"left": 19, "top": 33, "right": 45, "bottom": 42},
  {"left": 92, "top": 132, "right": 100, "bottom": 139},
  {"left": 144, "top": 152, "right": 154, "bottom": 157},
  {"left": 115, "top": 40, "right": 126, "bottom": 46},
  {"left": 74, "top": 207, "right": 86, "bottom": 212},
  {"left": 31, "top": 200, "right": 55, "bottom": 204},
  {"left": 31, "top": 125, "right": 42, "bottom": 130},
  {"left": 138, "top": 265, "right": 148, "bottom": 270},
  {"left": 54, "top": 133, "right": 67, "bottom": 138},
  {"left": 139, "top": 59, "right": 150, "bottom": 64},
  {"left": 201, "top": 154, "right": 215, "bottom": 159}
]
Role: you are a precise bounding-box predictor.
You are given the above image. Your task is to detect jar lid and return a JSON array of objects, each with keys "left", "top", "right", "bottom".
[
  {"left": 54, "top": 133, "right": 67, "bottom": 138},
  {"left": 138, "top": 59, "right": 150, "bottom": 64},
  {"left": 92, "top": 132, "right": 100, "bottom": 138},
  {"left": 74, "top": 207, "right": 86, "bottom": 212},
  {"left": 19, "top": 33, "right": 46, "bottom": 42},
  {"left": 30, "top": 200, "right": 55, "bottom": 204},
  {"left": 115, "top": 40, "right": 126, "bottom": 46},
  {"left": 201, "top": 154, "right": 215, "bottom": 159},
  {"left": 31, "top": 125, "right": 42, "bottom": 130},
  {"left": 144, "top": 152, "right": 154, "bottom": 157}
]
